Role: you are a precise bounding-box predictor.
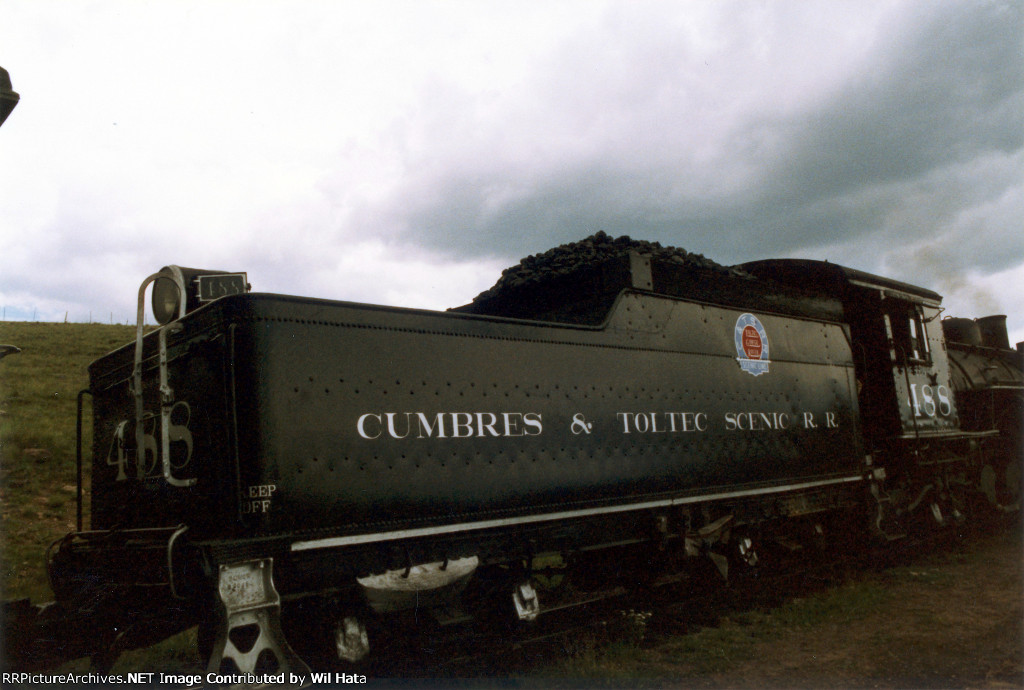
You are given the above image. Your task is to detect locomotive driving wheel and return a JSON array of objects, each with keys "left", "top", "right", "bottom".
[{"left": 980, "top": 457, "right": 1022, "bottom": 512}]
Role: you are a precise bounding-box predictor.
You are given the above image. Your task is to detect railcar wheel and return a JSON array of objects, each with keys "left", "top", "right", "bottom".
[
  {"left": 334, "top": 616, "right": 370, "bottom": 663},
  {"left": 279, "top": 596, "right": 375, "bottom": 671}
]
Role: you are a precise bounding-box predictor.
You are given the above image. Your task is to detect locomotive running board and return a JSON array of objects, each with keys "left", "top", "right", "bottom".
[{"left": 291, "top": 475, "right": 865, "bottom": 552}]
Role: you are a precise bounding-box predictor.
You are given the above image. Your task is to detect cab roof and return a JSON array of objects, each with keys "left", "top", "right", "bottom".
[{"left": 740, "top": 259, "right": 942, "bottom": 307}]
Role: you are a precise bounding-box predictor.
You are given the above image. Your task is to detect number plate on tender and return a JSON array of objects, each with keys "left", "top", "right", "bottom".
[{"left": 197, "top": 273, "right": 248, "bottom": 302}]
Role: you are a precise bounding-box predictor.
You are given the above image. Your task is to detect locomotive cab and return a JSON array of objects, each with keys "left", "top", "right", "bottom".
[
  {"left": 860, "top": 285, "right": 957, "bottom": 442},
  {"left": 741, "top": 260, "right": 958, "bottom": 446},
  {"left": 742, "top": 259, "right": 1012, "bottom": 532}
]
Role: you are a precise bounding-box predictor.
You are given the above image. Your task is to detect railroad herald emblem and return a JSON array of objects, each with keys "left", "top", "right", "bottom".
[{"left": 735, "top": 313, "right": 770, "bottom": 376}]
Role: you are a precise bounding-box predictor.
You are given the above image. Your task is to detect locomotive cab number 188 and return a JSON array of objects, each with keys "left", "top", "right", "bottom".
[{"left": 908, "top": 383, "right": 952, "bottom": 418}]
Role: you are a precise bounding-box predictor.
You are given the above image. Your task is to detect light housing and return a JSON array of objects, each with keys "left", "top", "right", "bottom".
[{"left": 151, "top": 265, "right": 249, "bottom": 325}]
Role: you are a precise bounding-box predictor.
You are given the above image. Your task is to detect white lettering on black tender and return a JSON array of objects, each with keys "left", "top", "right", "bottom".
[{"left": 357, "top": 412, "right": 542, "bottom": 439}]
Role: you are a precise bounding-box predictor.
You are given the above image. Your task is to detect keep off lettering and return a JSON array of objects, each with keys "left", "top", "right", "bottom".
[{"left": 242, "top": 484, "right": 277, "bottom": 514}]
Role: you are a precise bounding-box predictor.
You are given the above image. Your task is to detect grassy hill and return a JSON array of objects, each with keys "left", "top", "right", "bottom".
[{"left": 0, "top": 321, "right": 136, "bottom": 602}]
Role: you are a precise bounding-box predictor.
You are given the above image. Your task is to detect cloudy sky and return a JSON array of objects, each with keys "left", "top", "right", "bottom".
[{"left": 1, "top": 0, "right": 1022, "bottom": 342}]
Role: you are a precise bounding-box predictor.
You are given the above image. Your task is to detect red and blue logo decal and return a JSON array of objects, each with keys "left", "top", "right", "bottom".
[{"left": 735, "top": 313, "right": 770, "bottom": 376}]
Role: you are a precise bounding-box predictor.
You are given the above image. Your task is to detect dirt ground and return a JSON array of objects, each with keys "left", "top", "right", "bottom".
[{"left": 647, "top": 528, "right": 1024, "bottom": 689}]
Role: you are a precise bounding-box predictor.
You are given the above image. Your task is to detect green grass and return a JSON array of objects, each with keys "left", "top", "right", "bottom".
[
  {"left": 0, "top": 321, "right": 135, "bottom": 602},
  {"left": 543, "top": 579, "right": 895, "bottom": 680}
]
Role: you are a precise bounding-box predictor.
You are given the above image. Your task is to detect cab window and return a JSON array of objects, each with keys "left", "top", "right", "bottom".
[{"left": 887, "top": 301, "right": 931, "bottom": 364}]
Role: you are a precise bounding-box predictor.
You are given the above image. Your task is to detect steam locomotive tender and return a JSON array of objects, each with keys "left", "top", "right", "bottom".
[{"left": 41, "top": 247, "right": 1022, "bottom": 675}]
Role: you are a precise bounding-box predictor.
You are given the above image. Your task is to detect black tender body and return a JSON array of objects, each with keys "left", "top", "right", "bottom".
[
  {"left": 88, "top": 275, "right": 862, "bottom": 546},
  {"left": 27, "top": 244, "right": 1019, "bottom": 676}
]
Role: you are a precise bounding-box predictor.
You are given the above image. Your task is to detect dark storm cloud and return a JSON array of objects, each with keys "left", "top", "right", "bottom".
[
  {"left": 762, "top": 1, "right": 1023, "bottom": 252},
  {"left": 787, "top": 8, "right": 1022, "bottom": 186},
  {"left": 384, "top": 1, "right": 1023, "bottom": 273}
]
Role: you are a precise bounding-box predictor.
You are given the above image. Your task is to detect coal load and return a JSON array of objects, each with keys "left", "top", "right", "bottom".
[
  {"left": 453, "top": 232, "right": 759, "bottom": 324},
  {"left": 453, "top": 231, "right": 841, "bottom": 324},
  {"left": 477, "top": 231, "right": 749, "bottom": 297}
]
